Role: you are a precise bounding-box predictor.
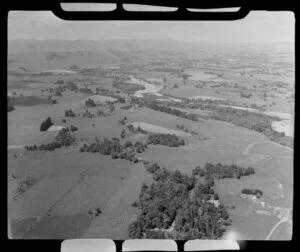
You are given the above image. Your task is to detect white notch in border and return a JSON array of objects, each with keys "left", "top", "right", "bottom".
[
  {"left": 184, "top": 240, "right": 240, "bottom": 251},
  {"left": 61, "top": 239, "right": 116, "bottom": 252},
  {"left": 187, "top": 7, "right": 241, "bottom": 12},
  {"left": 123, "top": 239, "right": 177, "bottom": 251},
  {"left": 60, "top": 3, "right": 117, "bottom": 12},
  {"left": 123, "top": 4, "right": 178, "bottom": 12}
]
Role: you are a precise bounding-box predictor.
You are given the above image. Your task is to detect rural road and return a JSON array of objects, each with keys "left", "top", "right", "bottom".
[
  {"left": 242, "top": 141, "right": 293, "bottom": 155},
  {"left": 265, "top": 218, "right": 292, "bottom": 240}
]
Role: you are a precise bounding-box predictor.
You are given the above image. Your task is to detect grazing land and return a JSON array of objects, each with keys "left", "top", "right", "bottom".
[{"left": 7, "top": 39, "right": 294, "bottom": 240}]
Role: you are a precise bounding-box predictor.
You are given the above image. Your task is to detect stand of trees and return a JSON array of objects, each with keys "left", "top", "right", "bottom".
[
  {"left": 241, "top": 188, "right": 263, "bottom": 198},
  {"left": 192, "top": 163, "right": 255, "bottom": 180},
  {"left": 147, "top": 133, "right": 185, "bottom": 147},
  {"left": 40, "top": 117, "right": 53, "bottom": 131},
  {"left": 128, "top": 163, "right": 233, "bottom": 239},
  {"left": 79, "top": 138, "right": 147, "bottom": 163}
]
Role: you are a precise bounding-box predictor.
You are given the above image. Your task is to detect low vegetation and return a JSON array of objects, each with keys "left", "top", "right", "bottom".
[{"left": 12, "top": 178, "right": 38, "bottom": 200}]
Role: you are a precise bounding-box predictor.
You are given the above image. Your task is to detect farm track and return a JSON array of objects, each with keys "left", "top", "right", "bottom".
[
  {"left": 43, "top": 156, "right": 105, "bottom": 217},
  {"left": 265, "top": 218, "right": 292, "bottom": 240},
  {"left": 82, "top": 162, "right": 150, "bottom": 239}
]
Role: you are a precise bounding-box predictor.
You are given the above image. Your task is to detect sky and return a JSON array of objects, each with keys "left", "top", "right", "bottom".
[{"left": 7, "top": 5, "right": 294, "bottom": 45}]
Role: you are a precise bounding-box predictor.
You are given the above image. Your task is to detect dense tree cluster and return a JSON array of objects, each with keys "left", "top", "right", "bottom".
[
  {"left": 241, "top": 188, "right": 263, "bottom": 198},
  {"left": 65, "top": 109, "right": 76, "bottom": 117},
  {"left": 192, "top": 163, "right": 255, "bottom": 180},
  {"left": 79, "top": 87, "right": 94, "bottom": 95},
  {"left": 147, "top": 134, "right": 185, "bottom": 147},
  {"left": 85, "top": 98, "right": 97, "bottom": 108},
  {"left": 117, "top": 96, "right": 126, "bottom": 103},
  {"left": 79, "top": 138, "right": 146, "bottom": 163},
  {"left": 54, "top": 80, "right": 64, "bottom": 84},
  {"left": 40, "top": 117, "right": 53, "bottom": 131},
  {"left": 128, "top": 164, "right": 230, "bottom": 239},
  {"left": 25, "top": 142, "right": 62, "bottom": 151}
]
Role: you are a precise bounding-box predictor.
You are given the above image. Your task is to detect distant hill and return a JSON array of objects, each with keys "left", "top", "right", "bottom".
[{"left": 7, "top": 39, "right": 212, "bottom": 54}]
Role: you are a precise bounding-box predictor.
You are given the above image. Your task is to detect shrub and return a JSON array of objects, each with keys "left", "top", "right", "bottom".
[
  {"left": 131, "top": 201, "right": 139, "bottom": 207},
  {"left": 69, "top": 124, "right": 78, "bottom": 132},
  {"left": 7, "top": 96, "right": 15, "bottom": 112},
  {"left": 65, "top": 109, "right": 76, "bottom": 117},
  {"left": 56, "top": 90, "right": 62, "bottom": 97},
  {"left": 85, "top": 98, "right": 97, "bottom": 108},
  {"left": 40, "top": 117, "right": 53, "bottom": 131}
]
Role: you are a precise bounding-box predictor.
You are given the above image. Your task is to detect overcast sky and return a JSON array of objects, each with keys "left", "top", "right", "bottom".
[{"left": 8, "top": 8, "right": 294, "bottom": 45}]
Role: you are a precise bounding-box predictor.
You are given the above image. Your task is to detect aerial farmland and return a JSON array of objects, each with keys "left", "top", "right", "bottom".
[{"left": 7, "top": 12, "right": 294, "bottom": 240}]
